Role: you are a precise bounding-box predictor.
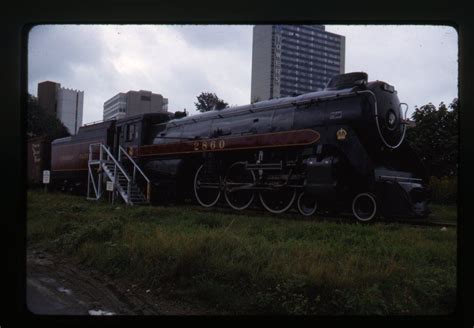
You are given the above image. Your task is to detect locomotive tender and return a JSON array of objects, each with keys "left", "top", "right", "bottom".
[{"left": 51, "top": 72, "right": 429, "bottom": 221}]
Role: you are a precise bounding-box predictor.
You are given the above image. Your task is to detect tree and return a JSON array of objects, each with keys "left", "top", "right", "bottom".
[
  {"left": 27, "top": 94, "right": 70, "bottom": 140},
  {"left": 251, "top": 96, "right": 261, "bottom": 104},
  {"left": 173, "top": 109, "right": 188, "bottom": 119},
  {"left": 405, "top": 99, "right": 458, "bottom": 177},
  {"left": 194, "top": 92, "right": 228, "bottom": 113}
]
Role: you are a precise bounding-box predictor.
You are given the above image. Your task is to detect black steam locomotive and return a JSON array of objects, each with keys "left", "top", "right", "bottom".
[{"left": 50, "top": 72, "right": 429, "bottom": 221}]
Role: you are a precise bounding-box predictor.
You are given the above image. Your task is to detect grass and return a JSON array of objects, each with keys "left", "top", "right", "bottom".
[
  {"left": 428, "top": 204, "right": 457, "bottom": 224},
  {"left": 27, "top": 190, "right": 457, "bottom": 315}
]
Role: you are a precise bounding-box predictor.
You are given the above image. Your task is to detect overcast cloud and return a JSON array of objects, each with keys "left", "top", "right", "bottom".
[{"left": 28, "top": 24, "right": 458, "bottom": 124}]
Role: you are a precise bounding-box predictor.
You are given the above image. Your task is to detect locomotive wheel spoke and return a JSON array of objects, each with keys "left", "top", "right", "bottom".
[
  {"left": 224, "top": 162, "right": 256, "bottom": 211},
  {"left": 259, "top": 187, "right": 296, "bottom": 214},
  {"left": 194, "top": 164, "right": 221, "bottom": 208},
  {"left": 297, "top": 192, "right": 318, "bottom": 217}
]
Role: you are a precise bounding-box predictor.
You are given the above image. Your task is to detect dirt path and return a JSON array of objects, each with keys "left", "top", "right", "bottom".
[{"left": 26, "top": 247, "right": 214, "bottom": 316}]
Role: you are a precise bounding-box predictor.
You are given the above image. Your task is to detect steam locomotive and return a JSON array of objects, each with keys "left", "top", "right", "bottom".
[{"left": 50, "top": 72, "right": 430, "bottom": 221}]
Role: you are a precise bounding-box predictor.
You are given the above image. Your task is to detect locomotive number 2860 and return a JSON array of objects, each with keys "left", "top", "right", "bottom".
[{"left": 193, "top": 139, "right": 226, "bottom": 151}]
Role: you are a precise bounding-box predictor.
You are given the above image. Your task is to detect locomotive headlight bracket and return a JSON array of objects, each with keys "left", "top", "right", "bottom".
[{"left": 399, "top": 103, "right": 409, "bottom": 124}]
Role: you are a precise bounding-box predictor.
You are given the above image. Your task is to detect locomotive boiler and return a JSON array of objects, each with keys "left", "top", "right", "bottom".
[{"left": 50, "top": 72, "right": 430, "bottom": 222}]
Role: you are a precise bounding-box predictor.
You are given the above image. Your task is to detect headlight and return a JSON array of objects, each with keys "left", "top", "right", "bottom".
[{"left": 386, "top": 109, "right": 397, "bottom": 130}]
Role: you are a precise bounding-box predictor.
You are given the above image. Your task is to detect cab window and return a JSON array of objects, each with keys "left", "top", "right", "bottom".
[{"left": 127, "top": 124, "right": 136, "bottom": 141}]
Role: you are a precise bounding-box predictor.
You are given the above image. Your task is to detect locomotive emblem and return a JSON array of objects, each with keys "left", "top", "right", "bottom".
[{"left": 336, "top": 128, "right": 347, "bottom": 140}]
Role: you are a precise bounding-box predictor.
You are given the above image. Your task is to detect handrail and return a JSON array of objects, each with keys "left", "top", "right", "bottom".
[
  {"left": 119, "top": 145, "right": 151, "bottom": 202},
  {"left": 356, "top": 90, "right": 407, "bottom": 150},
  {"left": 119, "top": 146, "right": 150, "bottom": 183},
  {"left": 89, "top": 143, "right": 131, "bottom": 183}
]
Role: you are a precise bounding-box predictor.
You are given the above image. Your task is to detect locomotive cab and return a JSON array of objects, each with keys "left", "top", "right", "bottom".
[{"left": 114, "top": 112, "right": 173, "bottom": 153}]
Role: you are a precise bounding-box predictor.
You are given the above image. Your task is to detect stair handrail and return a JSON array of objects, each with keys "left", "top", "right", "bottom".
[
  {"left": 90, "top": 143, "right": 131, "bottom": 183},
  {"left": 119, "top": 145, "right": 151, "bottom": 202}
]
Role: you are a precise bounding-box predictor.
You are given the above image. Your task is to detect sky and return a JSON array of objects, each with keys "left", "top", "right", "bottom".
[{"left": 28, "top": 24, "right": 458, "bottom": 124}]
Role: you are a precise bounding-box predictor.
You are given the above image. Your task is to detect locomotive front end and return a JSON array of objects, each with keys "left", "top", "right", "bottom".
[
  {"left": 363, "top": 79, "right": 431, "bottom": 220},
  {"left": 308, "top": 72, "right": 431, "bottom": 221},
  {"left": 374, "top": 169, "right": 431, "bottom": 219}
]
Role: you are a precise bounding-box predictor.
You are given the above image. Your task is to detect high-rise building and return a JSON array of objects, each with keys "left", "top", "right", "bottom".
[
  {"left": 57, "top": 88, "right": 84, "bottom": 135},
  {"left": 251, "top": 25, "right": 345, "bottom": 102},
  {"left": 37, "top": 81, "right": 59, "bottom": 116},
  {"left": 103, "top": 90, "right": 168, "bottom": 121},
  {"left": 37, "top": 81, "right": 84, "bottom": 134}
]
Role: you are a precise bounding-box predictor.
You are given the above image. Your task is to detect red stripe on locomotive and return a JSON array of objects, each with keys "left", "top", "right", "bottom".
[{"left": 131, "top": 129, "right": 320, "bottom": 157}]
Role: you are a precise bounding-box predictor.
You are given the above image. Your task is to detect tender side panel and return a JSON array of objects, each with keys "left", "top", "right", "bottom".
[
  {"left": 51, "top": 138, "right": 106, "bottom": 171},
  {"left": 51, "top": 120, "right": 115, "bottom": 172}
]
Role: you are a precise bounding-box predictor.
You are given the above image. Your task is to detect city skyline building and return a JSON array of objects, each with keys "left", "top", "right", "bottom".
[
  {"left": 103, "top": 90, "right": 168, "bottom": 121},
  {"left": 250, "top": 25, "right": 345, "bottom": 102},
  {"left": 37, "top": 81, "right": 84, "bottom": 134}
]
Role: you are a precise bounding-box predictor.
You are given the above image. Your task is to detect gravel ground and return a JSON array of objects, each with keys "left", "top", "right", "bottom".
[{"left": 26, "top": 247, "right": 215, "bottom": 316}]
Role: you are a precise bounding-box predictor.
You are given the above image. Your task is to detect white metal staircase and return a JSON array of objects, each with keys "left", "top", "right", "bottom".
[{"left": 87, "top": 143, "right": 151, "bottom": 205}]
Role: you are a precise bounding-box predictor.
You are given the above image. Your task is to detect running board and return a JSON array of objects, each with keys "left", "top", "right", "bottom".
[
  {"left": 378, "top": 175, "right": 423, "bottom": 183},
  {"left": 245, "top": 161, "right": 283, "bottom": 171}
]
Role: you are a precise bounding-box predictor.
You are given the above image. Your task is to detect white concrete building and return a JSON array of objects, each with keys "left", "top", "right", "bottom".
[
  {"left": 103, "top": 90, "right": 168, "bottom": 121},
  {"left": 37, "top": 81, "right": 84, "bottom": 135},
  {"left": 57, "top": 88, "right": 84, "bottom": 134}
]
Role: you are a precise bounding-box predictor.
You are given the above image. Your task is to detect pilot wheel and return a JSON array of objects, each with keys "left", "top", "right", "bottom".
[
  {"left": 352, "top": 192, "right": 377, "bottom": 222},
  {"left": 297, "top": 192, "right": 318, "bottom": 217}
]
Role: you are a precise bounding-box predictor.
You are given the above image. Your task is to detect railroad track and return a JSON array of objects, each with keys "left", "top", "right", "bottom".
[
  {"left": 181, "top": 201, "right": 456, "bottom": 228},
  {"left": 382, "top": 219, "right": 457, "bottom": 228}
]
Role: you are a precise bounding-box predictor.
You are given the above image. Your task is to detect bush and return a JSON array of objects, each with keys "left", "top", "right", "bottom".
[{"left": 429, "top": 176, "right": 457, "bottom": 204}]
